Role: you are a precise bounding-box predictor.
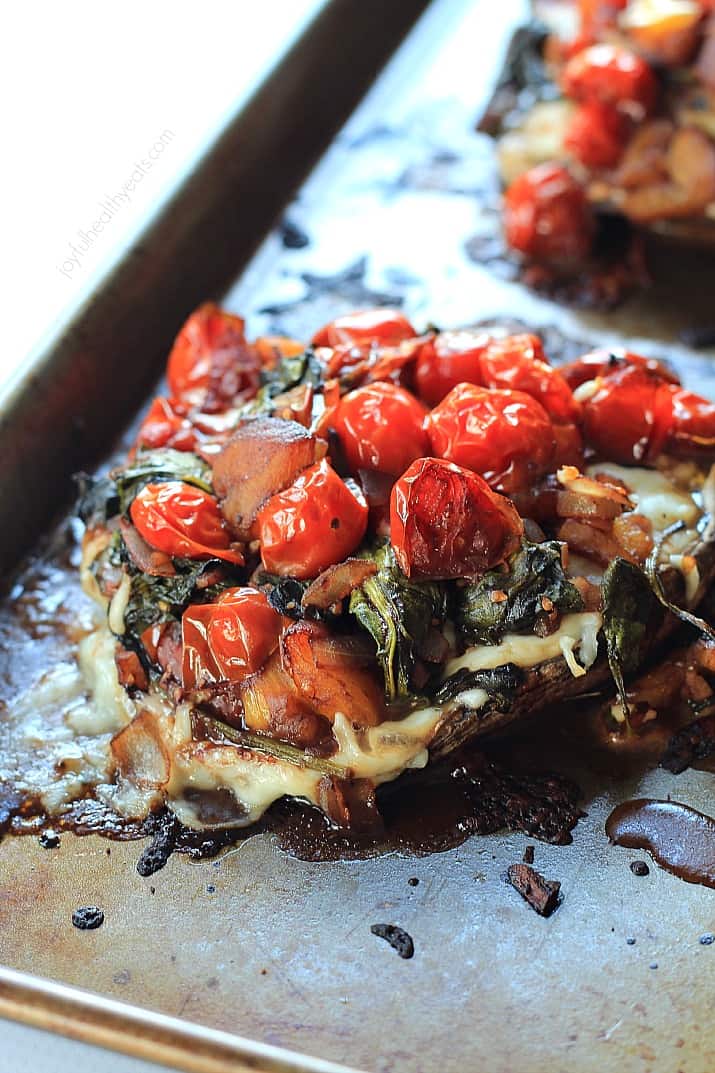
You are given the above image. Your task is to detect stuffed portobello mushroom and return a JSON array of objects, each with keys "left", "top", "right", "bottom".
[{"left": 71, "top": 305, "right": 715, "bottom": 831}]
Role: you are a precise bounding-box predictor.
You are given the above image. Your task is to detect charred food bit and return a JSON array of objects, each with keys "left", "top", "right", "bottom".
[
  {"left": 38, "top": 830, "right": 60, "bottom": 849},
  {"left": 136, "top": 810, "right": 180, "bottom": 877},
  {"left": 370, "top": 923, "right": 415, "bottom": 959},
  {"left": 630, "top": 860, "right": 650, "bottom": 877},
  {"left": 72, "top": 906, "right": 105, "bottom": 930},
  {"left": 506, "top": 863, "right": 561, "bottom": 917},
  {"left": 661, "top": 714, "right": 715, "bottom": 774}
]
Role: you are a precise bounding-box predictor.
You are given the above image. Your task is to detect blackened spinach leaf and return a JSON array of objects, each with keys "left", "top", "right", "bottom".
[
  {"left": 435, "top": 663, "right": 523, "bottom": 710},
  {"left": 456, "top": 541, "right": 583, "bottom": 646},
  {"left": 75, "top": 473, "right": 119, "bottom": 527},
  {"left": 121, "top": 559, "right": 229, "bottom": 643},
  {"left": 255, "top": 572, "right": 309, "bottom": 620},
  {"left": 252, "top": 348, "right": 324, "bottom": 409},
  {"left": 349, "top": 544, "right": 448, "bottom": 701},
  {"left": 113, "top": 449, "right": 212, "bottom": 514},
  {"left": 602, "top": 557, "right": 663, "bottom": 717}
]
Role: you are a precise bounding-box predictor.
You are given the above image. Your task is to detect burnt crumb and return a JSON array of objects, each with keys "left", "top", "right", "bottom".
[
  {"left": 408, "top": 877, "right": 419, "bottom": 887},
  {"left": 700, "top": 933, "right": 714, "bottom": 945},
  {"left": 136, "top": 810, "right": 179, "bottom": 877},
  {"left": 626, "top": 937, "right": 637, "bottom": 945},
  {"left": 630, "top": 860, "right": 650, "bottom": 877},
  {"left": 661, "top": 714, "right": 715, "bottom": 774},
  {"left": 112, "top": 970, "right": 131, "bottom": 985},
  {"left": 149, "top": 886, "right": 156, "bottom": 895},
  {"left": 279, "top": 217, "right": 310, "bottom": 249},
  {"left": 506, "top": 863, "right": 561, "bottom": 917},
  {"left": 72, "top": 906, "right": 104, "bottom": 930},
  {"left": 371, "top": 924, "right": 414, "bottom": 959},
  {"left": 523, "top": 845, "right": 535, "bottom": 864},
  {"left": 650, "top": 962, "right": 658, "bottom": 970},
  {"left": 678, "top": 324, "right": 715, "bottom": 350},
  {"left": 105, "top": 847, "right": 111, "bottom": 856},
  {"left": 260, "top": 968, "right": 268, "bottom": 976},
  {"left": 453, "top": 754, "right": 584, "bottom": 845},
  {"left": 206, "top": 884, "right": 216, "bottom": 893},
  {"left": 38, "top": 829, "right": 60, "bottom": 849}
]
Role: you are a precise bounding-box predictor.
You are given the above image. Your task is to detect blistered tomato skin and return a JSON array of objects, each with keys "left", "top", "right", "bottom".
[
  {"left": 135, "top": 397, "right": 199, "bottom": 453},
  {"left": 181, "top": 588, "right": 281, "bottom": 689},
  {"left": 562, "top": 44, "right": 658, "bottom": 116},
  {"left": 208, "top": 588, "right": 282, "bottom": 679},
  {"left": 564, "top": 100, "right": 627, "bottom": 169},
  {"left": 478, "top": 335, "right": 580, "bottom": 425},
  {"left": 414, "top": 331, "right": 492, "bottom": 406},
  {"left": 561, "top": 348, "right": 680, "bottom": 390},
  {"left": 311, "top": 308, "right": 416, "bottom": 349},
  {"left": 130, "top": 482, "right": 244, "bottom": 565},
  {"left": 166, "top": 303, "right": 262, "bottom": 408},
  {"left": 503, "top": 164, "right": 594, "bottom": 263},
  {"left": 257, "top": 459, "right": 368, "bottom": 579},
  {"left": 390, "top": 458, "right": 524, "bottom": 580},
  {"left": 425, "top": 383, "right": 555, "bottom": 493},
  {"left": 580, "top": 365, "right": 673, "bottom": 464},
  {"left": 668, "top": 388, "right": 715, "bottom": 456},
  {"left": 331, "top": 382, "right": 430, "bottom": 476}
]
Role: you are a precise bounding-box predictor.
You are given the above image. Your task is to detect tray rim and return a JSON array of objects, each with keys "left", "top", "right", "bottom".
[{"left": 0, "top": 965, "right": 365, "bottom": 1073}]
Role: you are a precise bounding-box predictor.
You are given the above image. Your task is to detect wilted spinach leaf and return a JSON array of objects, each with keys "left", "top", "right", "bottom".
[
  {"left": 349, "top": 544, "right": 448, "bottom": 701},
  {"left": 456, "top": 541, "right": 583, "bottom": 646},
  {"left": 75, "top": 449, "right": 212, "bottom": 526},
  {"left": 113, "top": 449, "right": 212, "bottom": 514},
  {"left": 121, "top": 559, "right": 229, "bottom": 643},
  {"left": 602, "top": 557, "right": 663, "bottom": 717}
]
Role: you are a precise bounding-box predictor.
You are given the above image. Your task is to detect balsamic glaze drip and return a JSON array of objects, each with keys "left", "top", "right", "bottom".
[{"left": 606, "top": 799, "right": 715, "bottom": 890}]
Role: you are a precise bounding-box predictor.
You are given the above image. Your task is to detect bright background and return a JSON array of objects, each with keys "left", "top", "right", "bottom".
[{"left": 1, "top": 1, "right": 322, "bottom": 383}]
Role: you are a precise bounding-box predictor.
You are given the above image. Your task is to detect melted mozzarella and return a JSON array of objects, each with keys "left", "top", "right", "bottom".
[
  {"left": 444, "top": 612, "right": 602, "bottom": 680},
  {"left": 587, "top": 463, "right": 701, "bottom": 532}
]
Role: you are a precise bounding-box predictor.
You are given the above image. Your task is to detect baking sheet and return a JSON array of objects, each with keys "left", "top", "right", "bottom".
[{"left": 1, "top": 1, "right": 714, "bottom": 1071}]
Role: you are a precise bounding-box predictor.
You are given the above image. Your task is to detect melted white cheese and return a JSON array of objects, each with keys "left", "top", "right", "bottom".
[
  {"left": 444, "top": 612, "right": 602, "bottom": 680},
  {"left": 586, "top": 462, "right": 701, "bottom": 532}
]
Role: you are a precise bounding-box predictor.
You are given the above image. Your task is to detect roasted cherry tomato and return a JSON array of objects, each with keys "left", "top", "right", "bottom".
[
  {"left": 311, "top": 308, "right": 416, "bottom": 349},
  {"left": 503, "top": 163, "right": 594, "bottom": 262},
  {"left": 257, "top": 459, "right": 368, "bottom": 579},
  {"left": 135, "top": 397, "right": 199, "bottom": 453},
  {"left": 390, "top": 457, "right": 524, "bottom": 580},
  {"left": 564, "top": 100, "right": 627, "bottom": 169},
  {"left": 580, "top": 364, "right": 675, "bottom": 463},
  {"left": 552, "top": 421, "right": 585, "bottom": 469},
  {"left": 478, "top": 335, "right": 580, "bottom": 425},
  {"left": 668, "top": 386, "right": 715, "bottom": 455},
  {"left": 166, "top": 303, "right": 262, "bottom": 409},
  {"left": 560, "top": 348, "right": 680, "bottom": 390},
  {"left": 414, "top": 330, "right": 492, "bottom": 406},
  {"left": 181, "top": 587, "right": 282, "bottom": 689},
  {"left": 425, "top": 383, "right": 555, "bottom": 493},
  {"left": 562, "top": 44, "right": 658, "bottom": 116},
  {"left": 331, "top": 382, "right": 430, "bottom": 476},
  {"left": 130, "top": 482, "right": 244, "bottom": 565}
]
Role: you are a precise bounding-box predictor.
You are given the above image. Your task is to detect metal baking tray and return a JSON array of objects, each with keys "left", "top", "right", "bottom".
[{"left": 1, "top": 1, "right": 714, "bottom": 1071}]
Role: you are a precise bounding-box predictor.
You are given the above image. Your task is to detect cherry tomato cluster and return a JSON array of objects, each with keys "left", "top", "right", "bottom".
[
  {"left": 117, "top": 305, "right": 715, "bottom": 691},
  {"left": 501, "top": 24, "right": 665, "bottom": 261}
]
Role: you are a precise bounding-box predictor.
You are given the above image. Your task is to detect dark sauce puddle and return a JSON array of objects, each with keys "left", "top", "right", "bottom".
[
  {"left": 2, "top": 749, "right": 584, "bottom": 871},
  {"left": 606, "top": 799, "right": 715, "bottom": 890}
]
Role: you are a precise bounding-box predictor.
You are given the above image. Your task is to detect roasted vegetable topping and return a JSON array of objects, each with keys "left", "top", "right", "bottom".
[
  {"left": 390, "top": 458, "right": 524, "bottom": 581},
  {"left": 349, "top": 543, "right": 448, "bottom": 700},
  {"left": 456, "top": 541, "right": 584, "bottom": 646}
]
